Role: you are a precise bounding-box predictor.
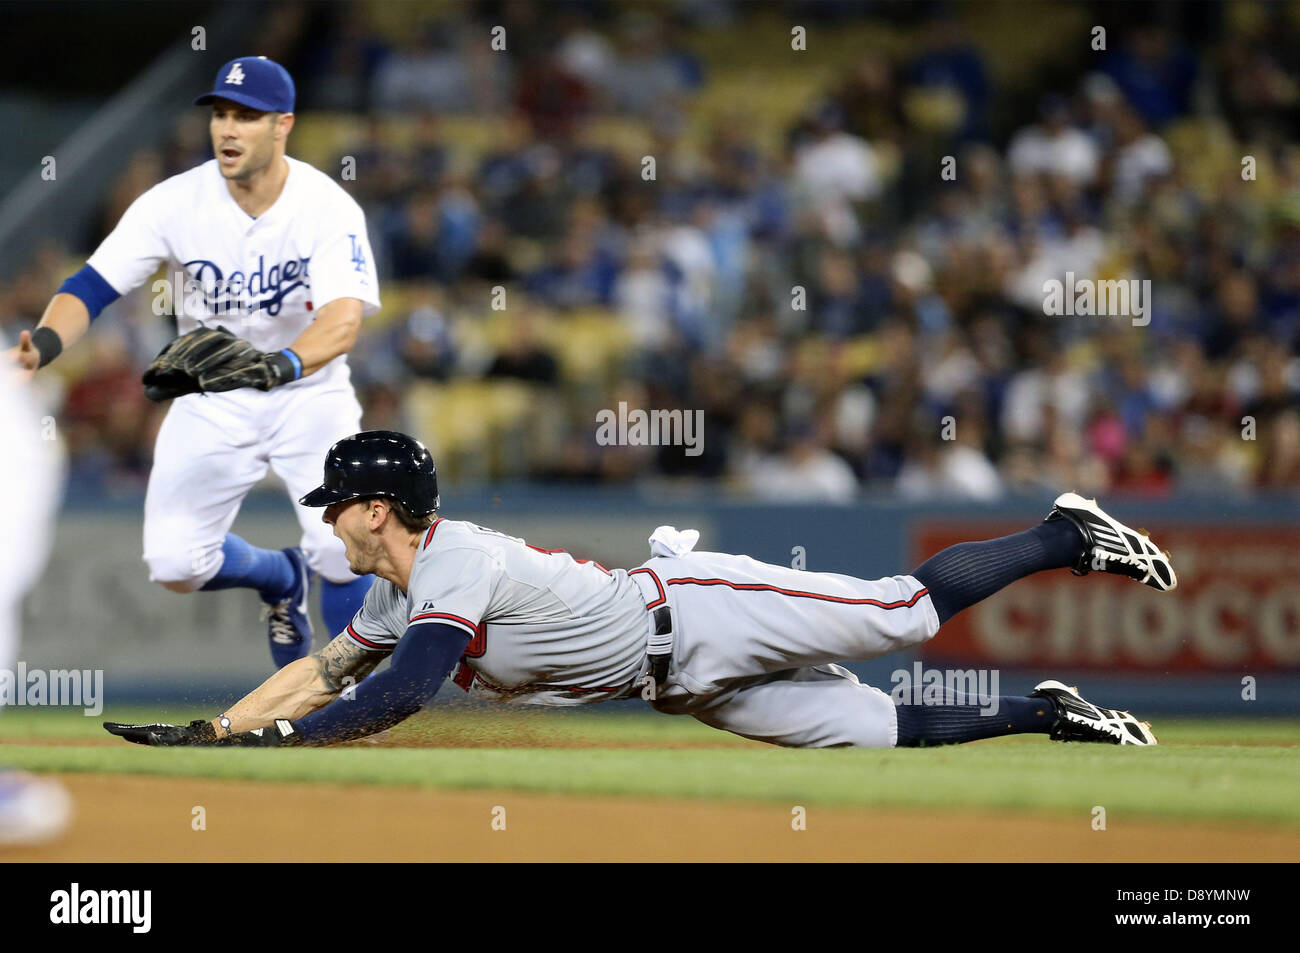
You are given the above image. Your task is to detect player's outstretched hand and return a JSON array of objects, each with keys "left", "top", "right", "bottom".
[
  {"left": 4, "top": 330, "right": 39, "bottom": 381},
  {"left": 103, "top": 719, "right": 222, "bottom": 747}
]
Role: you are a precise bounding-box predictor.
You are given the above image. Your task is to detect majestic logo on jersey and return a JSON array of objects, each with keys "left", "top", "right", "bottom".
[
  {"left": 183, "top": 255, "right": 310, "bottom": 317},
  {"left": 224, "top": 63, "right": 246, "bottom": 85}
]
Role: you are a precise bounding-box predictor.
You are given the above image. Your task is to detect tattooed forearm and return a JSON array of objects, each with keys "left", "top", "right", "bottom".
[{"left": 313, "top": 634, "right": 383, "bottom": 693}]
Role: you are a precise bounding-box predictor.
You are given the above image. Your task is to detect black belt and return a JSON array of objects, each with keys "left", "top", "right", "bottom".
[
  {"left": 629, "top": 567, "right": 674, "bottom": 696},
  {"left": 647, "top": 605, "right": 674, "bottom": 689}
]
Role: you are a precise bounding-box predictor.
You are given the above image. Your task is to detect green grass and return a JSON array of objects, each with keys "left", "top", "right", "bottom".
[
  {"left": 3, "top": 709, "right": 1297, "bottom": 825},
  {"left": 0, "top": 705, "right": 755, "bottom": 745}
]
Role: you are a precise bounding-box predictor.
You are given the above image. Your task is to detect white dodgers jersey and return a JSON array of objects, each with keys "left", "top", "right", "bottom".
[
  {"left": 344, "top": 519, "right": 653, "bottom": 705},
  {"left": 86, "top": 156, "right": 380, "bottom": 389}
]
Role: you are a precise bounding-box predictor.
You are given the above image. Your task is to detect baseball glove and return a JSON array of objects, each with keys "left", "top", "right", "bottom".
[{"left": 141, "top": 326, "right": 299, "bottom": 401}]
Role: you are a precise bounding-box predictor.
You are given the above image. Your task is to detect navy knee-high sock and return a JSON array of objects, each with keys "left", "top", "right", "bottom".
[
  {"left": 199, "top": 534, "right": 296, "bottom": 602},
  {"left": 895, "top": 695, "right": 1057, "bottom": 747},
  {"left": 911, "top": 519, "right": 1084, "bottom": 625}
]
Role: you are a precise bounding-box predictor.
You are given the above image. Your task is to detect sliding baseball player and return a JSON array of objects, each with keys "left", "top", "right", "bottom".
[{"left": 106, "top": 430, "right": 1169, "bottom": 749}]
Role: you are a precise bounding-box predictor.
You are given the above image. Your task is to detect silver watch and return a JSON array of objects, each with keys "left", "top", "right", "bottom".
[{"left": 218, "top": 714, "right": 233, "bottom": 736}]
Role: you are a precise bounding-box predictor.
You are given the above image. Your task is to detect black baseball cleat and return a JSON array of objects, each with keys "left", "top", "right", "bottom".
[
  {"left": 1045, "top": 491, "right": 1177, "bottom": 591},
  {"left": 1031, "top": 680, "right": 1159, "bottom": 745}
]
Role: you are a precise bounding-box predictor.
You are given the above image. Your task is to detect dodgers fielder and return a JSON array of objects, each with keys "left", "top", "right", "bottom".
[
  {"left": 106, "top": 431, "right": 1171, "bottom": 750},
  {"left": 6, "top": 57, "right": 381, "bottom": 667}
]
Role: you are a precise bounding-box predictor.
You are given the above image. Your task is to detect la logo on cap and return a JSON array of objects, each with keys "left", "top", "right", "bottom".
[{"left": 224, "top": 62, "right": 246, "bottom": 85}]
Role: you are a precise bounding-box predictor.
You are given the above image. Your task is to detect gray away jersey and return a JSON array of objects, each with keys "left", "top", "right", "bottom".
[{"left": 343, "top": 519, "right": 652, "bottom": 705}]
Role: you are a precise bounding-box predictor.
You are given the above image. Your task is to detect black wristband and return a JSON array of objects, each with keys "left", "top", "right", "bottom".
[
  {"left": 265, "top": 349, "right": 301, "bottom": 386},
  {"left": 30, "top": 327, "right": 63, "bottom": 368},
  {"left": 232, "top": 719, "right": 300, "bottom": 747}
]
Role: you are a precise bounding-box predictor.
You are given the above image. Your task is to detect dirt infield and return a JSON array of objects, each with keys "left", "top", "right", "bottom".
[{"left": 4, "top": 773, "right": 1295, "bottom": 862}]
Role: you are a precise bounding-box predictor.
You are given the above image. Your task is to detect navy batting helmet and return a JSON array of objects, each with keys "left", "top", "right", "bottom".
[{"left": 299, "top": 431, "right": 439, "bottom": 517}]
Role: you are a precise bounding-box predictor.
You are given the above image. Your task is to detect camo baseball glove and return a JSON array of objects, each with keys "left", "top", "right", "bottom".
[{"left": 141, "top": 326, "right": 301, "bottom": 401}]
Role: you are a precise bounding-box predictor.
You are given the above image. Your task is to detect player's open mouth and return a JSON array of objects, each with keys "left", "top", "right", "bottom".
[{"left": 219, "top": 147, "right": 242, "bottom": 161}]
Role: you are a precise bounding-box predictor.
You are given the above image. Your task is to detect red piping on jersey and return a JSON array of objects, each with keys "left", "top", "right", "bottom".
[
  {"left": 628, "top": 567, "right": 667, "bottom": 608},
  {"left": 526, "top": 544, "right": 611, "bottom": 575},
  {"left": 664, "top": 577, "right": 930, "bottom": 609},
  {"left": 421, "top": 517, "right": 445, "bottom": 549},
  {"left": 346, "top": 623, "right": 386, "bottom": 650},
  {"left": 410, "top": 610, "right": 478, "bottom": 632}
]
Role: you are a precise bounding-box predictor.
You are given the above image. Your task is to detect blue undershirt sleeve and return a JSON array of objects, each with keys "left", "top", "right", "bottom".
[
  {"left": 293, "top": 622, "right": 470, "bottom": 745},
  {"left": 56, "top": 265, "right": 121, "bottom": 321}
]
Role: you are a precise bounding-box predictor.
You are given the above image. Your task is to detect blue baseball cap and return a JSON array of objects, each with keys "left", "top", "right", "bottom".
[{"left": 194, "top": 56, "right": 295, "bottom": 113}]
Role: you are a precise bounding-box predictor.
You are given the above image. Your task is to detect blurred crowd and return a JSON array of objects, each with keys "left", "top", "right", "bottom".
[{"left": 4, "top": 0, "right": 1300, "bottom": 500}]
